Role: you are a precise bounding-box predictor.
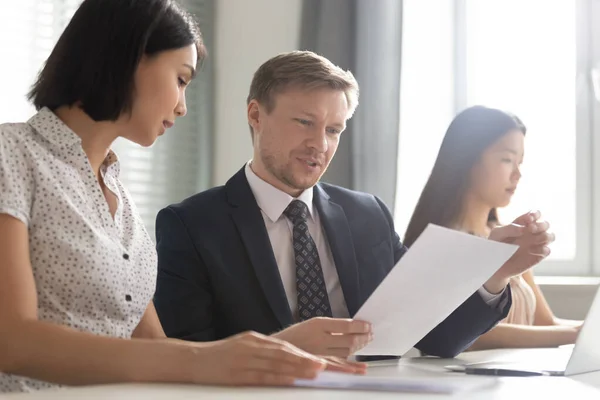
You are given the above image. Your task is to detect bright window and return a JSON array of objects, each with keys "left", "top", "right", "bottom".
[{"left": 397, "top": 0, "right": 592, "bottom": 275}]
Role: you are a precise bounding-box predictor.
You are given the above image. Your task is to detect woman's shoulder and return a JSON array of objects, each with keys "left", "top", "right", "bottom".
[
  {"left": 0, "top": 121, "right": 42, "bottom": 169},
  {"left": 0, "top": 120, "right": 35, "bottom": 138},
  {"left": 0, "top": 120, "right": 41, "bottom": 153}
]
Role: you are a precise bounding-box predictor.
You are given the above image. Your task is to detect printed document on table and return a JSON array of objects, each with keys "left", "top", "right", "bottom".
[
  {"left": 354, "top": 224, "right": 518, "bottom": 356},
  {"left": 294, "top": 371, "right": 497, "bottom": 394}
]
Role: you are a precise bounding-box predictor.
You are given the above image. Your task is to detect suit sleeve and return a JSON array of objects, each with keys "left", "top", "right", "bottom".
[
  {"left": 153, "top": 206, "right": 216, "bottom": 342},
  {"left": 375, "top": 196, "right": 512, "bottom": 358}
]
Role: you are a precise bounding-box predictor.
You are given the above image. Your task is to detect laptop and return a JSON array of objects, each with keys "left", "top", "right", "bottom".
[{"left": 446, "top": 283, "right": 600, "bottom": 377}]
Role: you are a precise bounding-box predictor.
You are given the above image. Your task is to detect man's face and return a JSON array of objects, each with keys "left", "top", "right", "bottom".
[{"left": 248, "top": 87, "right": 349, "bottom": 196}]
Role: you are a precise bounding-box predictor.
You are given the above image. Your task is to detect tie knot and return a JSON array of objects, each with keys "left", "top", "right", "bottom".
[{"left": 283, "top": 200, "right": 309, "bottom": 224}]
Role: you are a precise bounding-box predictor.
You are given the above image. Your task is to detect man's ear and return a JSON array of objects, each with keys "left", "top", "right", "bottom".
[{"left": 247, "top": 100, "right": 262, "bottom": 134}]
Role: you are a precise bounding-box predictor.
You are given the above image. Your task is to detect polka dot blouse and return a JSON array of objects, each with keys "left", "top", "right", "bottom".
[{"left": 0, "top": 108, "right": 158, "bottom": 392}]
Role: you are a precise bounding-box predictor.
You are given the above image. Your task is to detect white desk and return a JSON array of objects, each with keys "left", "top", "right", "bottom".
[{"left": 1, "top": 349, "right": 599, "bottom": 399}]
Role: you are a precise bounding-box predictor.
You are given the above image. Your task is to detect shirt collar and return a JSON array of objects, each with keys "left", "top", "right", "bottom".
[
  {"left": 244, "top": 161, "right": 315, "bottom": 223},
  {"left": 29, "top": 107, "right": 121, "bottom": 178},
  {"left": 28, "top": 107, "right": 83, "bottom": 148},
  {"left": 100, "top": 150, "right": 121, "bottom": 179}
]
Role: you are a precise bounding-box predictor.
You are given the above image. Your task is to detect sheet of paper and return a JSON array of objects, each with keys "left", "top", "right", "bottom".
[
  {"left": 294, "top": 371, "right": 497, "bottom": 394},
  {"left": 354, "top": 224, "right": 518, "bottom": 356}
]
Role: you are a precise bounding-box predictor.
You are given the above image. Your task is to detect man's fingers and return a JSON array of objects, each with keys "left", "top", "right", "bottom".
[
  {"left": 324, "top": 335, "right": 372, "bottom": 357},
  {"left": 527, "top": 220, "right": 549, "bottom": 234},
  {"left": 515, "top": 231, "right": 555, "bottom": 247},
  {"left": 490, "top": 223, "right": 525, "bottom": 243},
  {"left": 323, "top": 348, "right": 355, "bottom": 358},
  {"left": 532, "top": 231, "right": 555, "bottom": 245},
  {"left": 512, "top": 210, "right": 540, "bottom": 226},
  {"left": 527, "top": 245, "right": 551, "bottom": 257},
  {"left": 325, "top": 332, "right": 371, "bottom": 352},
  {"left": 315, "top": 317, "right": 371, "bottom": 334}
]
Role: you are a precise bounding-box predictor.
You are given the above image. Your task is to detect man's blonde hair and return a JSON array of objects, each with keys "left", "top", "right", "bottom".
[{"left": 247, "top": 50, "right": 359, "bottom": 137}]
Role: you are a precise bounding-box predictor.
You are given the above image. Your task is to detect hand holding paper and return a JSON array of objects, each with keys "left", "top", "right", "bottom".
[
  {"left": 486, "top": 210, "right": 555, "bottom": 293},
  {"left": 273, "top": 317, "right": 372, "bottom": 358},
  {"left": 354, "top": 224, "right": 518, "bottom": 356}
]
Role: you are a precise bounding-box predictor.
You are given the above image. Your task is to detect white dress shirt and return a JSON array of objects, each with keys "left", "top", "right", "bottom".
[
  {"left": 0, "top": 108, "right": 157, "bottom": 392},
  {"left": 245, "top": 163, "right": 350, "bottom": 320},
  {"left": 244, "top": 162, "right": 505, "bottom": 323}
]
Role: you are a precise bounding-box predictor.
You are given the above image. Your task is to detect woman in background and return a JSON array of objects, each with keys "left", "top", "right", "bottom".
[
  {"left": 404, "top": 105, "right": 582, "bottom": 350},
  {"left": 0, "top": 0, "right": 363, "bottom": 393}
]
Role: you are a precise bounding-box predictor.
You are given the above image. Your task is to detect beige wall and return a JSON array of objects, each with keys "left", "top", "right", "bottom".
[
  {"left": 213, "top": 0, "right": 302, "bottom": 185},
  {"left": 537, "top": 278, "right": 599, "bottom": 320}
]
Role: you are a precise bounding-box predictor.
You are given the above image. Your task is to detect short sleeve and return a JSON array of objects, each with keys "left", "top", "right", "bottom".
[{"left": 0, "top": 127, "right": 34, "bottom": 226}]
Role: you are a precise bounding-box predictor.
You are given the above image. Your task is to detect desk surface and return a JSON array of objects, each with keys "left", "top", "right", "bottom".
[{"left": 1, "top": 349, "right": 599, "bottom": 399}]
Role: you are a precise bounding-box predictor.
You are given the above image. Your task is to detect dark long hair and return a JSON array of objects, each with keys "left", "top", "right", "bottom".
[
  {"left": 28, "top": 0, "right": 205, "bottom": 122},
  {"left": 403, "top": 105, "right": 526, "bottom": 248}
]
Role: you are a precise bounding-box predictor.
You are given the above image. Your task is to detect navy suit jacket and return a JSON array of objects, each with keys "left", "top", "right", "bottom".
[{"left": 154, "top": 167, "right": 511, "bottom": 358}]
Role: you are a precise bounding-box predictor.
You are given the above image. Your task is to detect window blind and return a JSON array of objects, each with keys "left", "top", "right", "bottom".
[{"left": 0, "top": 0, "right": 214, "bottom": 239}]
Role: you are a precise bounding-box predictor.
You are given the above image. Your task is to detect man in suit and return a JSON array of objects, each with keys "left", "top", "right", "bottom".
[{"left": 154, "top": 51, "right": 554, "bottom": 358}]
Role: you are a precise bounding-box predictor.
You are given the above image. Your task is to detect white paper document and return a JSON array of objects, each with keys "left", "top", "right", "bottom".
[
  {"left": 354, "top": 224, "right": 518, "bottom": 356},
  {"left": 294, "top": 371, "right": 496, "bottom": 394}
]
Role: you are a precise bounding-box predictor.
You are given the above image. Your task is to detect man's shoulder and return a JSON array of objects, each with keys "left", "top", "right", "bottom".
[
  {"left": 164, "top": 185, "right": 229, "bottom": 217},
  {"left": 318, "top": 182, "right": 383, "bottom": 209}
]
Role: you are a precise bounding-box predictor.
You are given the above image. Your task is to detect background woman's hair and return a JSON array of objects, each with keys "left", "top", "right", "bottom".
[{"left": 403, "top": 105, "right": 526, "bottom": 247}]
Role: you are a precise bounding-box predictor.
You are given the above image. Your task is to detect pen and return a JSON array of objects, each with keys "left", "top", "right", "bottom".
[{"left": 464, "top": 367, "right": 547, "bottom": 377}]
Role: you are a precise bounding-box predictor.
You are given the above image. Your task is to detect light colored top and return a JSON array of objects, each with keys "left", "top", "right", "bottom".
[
  {"left": 244, "top": 163, "right": 504, "bottom": 321},
  {"left": 504, "top": 275, "right": 537, "bottom": 325},
  {"left": 0, "top": 108, "right": 157, "bottom": 393}
]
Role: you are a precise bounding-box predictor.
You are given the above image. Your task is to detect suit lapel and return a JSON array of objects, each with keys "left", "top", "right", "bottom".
[
  {"left": 314, "top": 185, "right": 361, "bottom": 316},
  {"left": 226, "top": 168, "right": 294, "bottom": 328}
]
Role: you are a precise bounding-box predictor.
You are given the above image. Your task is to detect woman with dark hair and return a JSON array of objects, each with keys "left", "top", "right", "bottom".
[
  {"left": 0, "top": 0, "right": 363, "bottom": 393},
  {"left": 404, "top": 105, "right": 582, "bottom": 350}
]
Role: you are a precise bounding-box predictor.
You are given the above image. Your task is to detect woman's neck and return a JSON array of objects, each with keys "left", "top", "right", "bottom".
[
  {"left": 54, "top": 105, "right": 120, "bottom": 179},
  {"left": 455, "top": 192, "right": 493, "bottom": 237}
]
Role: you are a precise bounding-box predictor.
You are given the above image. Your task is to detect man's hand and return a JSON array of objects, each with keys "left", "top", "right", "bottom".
[
  {"left": 485, "top": 211, "right": 555, "bottom": 293},
  {"left": 272, "top": 317, "right": 373, "bottom": 358}
]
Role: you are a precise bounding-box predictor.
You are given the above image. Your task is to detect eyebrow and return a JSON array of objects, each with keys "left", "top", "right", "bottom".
[
  {"left": 183, "top": 63, "right": 197, "bottom": 79},
  {"left": 300, "top": 111, "right": 346, "bottom": 130},
  {"left": 499, "top": 148, "right": 519, "bottom": 155}
]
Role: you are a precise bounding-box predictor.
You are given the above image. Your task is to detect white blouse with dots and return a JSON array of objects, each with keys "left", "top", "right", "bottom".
[{"left": 0, "top": 108, "right": 158, "bottom": 392}]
